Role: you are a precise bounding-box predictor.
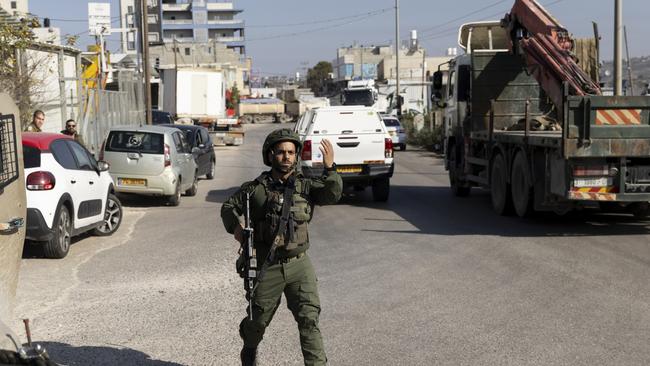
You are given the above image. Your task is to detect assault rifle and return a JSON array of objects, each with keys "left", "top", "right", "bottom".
[{"left": 242, "top": 192, "right": 257, "bottom": 320}]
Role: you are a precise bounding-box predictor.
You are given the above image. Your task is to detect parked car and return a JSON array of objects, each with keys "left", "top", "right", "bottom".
[
  {"left": 382, "top": 116, "right": 407, "bottom": 151},
  {"left": 151, "top": 110, "right": 174, "bottom": 125},
  {"left": 296, "top": 106, "right": 394, "bottom": 201},
  {"left": 22, "top": 132, "right": 123, "bottom": 258},
  {"left": 160, "top": 124, "right": 215, "bottom": 179},
  {"left": 100, "top": 125, "right": 198, "bottom": 206}
]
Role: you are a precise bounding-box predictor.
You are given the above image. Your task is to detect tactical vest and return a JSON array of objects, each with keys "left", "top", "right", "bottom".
[{"left": 253, "top": 174, "right": 313, "bottom": 252}]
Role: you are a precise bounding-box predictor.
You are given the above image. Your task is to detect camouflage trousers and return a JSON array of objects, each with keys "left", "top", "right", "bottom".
[{"left": 240, "top": 253, "right": 327, "bottom": 366}]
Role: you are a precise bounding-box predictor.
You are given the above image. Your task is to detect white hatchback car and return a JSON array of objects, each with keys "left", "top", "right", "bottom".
[
  {"left": 382, "top": 116, "right": 407, "bottom": 151},
  {"left": 22, "top": 133, "right": 122, "bottom": 258}
]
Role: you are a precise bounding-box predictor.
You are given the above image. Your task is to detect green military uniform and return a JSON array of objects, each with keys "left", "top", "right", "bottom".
[
  {"left": 25, "top": 122, "right": 41, "bottom": 132},
  {"left": 221, "top": 129, "right": 342, "bottom": 366}
]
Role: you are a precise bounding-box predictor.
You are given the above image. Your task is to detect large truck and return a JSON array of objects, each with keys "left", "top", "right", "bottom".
[
  {"left": 434, "top": 0, "right": 650, "bottom": 217},
  {"left": 341, "top": 79, "right": 379, "bottom": 108},
  {"left": 161, "top": 68, "right": 243, "bottom": 145}
]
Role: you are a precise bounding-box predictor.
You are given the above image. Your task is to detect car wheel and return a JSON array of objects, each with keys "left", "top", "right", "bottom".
[
  {"left": 44, "top": 205, "right": 71, "bottom": 259},
  {"left": 206, "top": 160, "right": 216, "bottom": 180},
  {"left": 372, "top": 178, "right": 390, "bottom": 202},
  {"left": 166, "top": 180, "right": 181, "bottom": 206},
  {"left": 93, "top": 194, "right": 123, "bottom": 236},
  {"left": 185, "top": 172, "right": 198, "bottom": 196},
  {"left": 400, "top": 144, "right": 406, "bottom": 151}
]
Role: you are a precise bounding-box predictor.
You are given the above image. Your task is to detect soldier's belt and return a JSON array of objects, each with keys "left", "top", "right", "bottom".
[{"left": 272, "top": 252, "right": 305, "bottom": 264}]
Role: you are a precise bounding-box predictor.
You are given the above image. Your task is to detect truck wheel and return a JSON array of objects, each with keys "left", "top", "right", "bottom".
[
  {"left": 448, "top": 144, "right": 470, "bottom": 197},
  {"left": 44, "top": 205, "right": 71, "bottom": 259},
  {"left": 490, "top": 153, "right": 513, "bottom": 215},
  {"left": 372, "top": 178, "right": 390, "bottom": 202},
  {"left": 511, "top": 151, "right": 533, "bottom": 217}
]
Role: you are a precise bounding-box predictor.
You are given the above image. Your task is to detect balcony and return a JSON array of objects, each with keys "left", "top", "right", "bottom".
[
  {"left": 162, "top": 19, "right": 193, "bottom": 25},
  {"left": 214, "top": 36, "right": 244, "bottom": 43},
  {"left": 206, "top": 2, "right": 234, "bottom": 11},
  {"left": 162, "top": 3, "right": 191, "bottom": 11},
  {"left": 162, "top": 36, "right": 194, "bottom": 43},
  {"left": 207, "top": 19, "right": 243, "bottom": 26}
]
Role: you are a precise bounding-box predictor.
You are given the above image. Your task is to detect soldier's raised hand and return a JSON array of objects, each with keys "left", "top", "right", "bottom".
[{"left": 319, "top": 139, "right": 335, "bottom": 168}]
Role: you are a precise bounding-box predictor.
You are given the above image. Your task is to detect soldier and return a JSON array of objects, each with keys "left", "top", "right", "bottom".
[
  {"left": 25, "top": 110, "right": 45, "bottom": 132},
  {"left": 221, "top": 128, "right": 342, "bottom": 366}
]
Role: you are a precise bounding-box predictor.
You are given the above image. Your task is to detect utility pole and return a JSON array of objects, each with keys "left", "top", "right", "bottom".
[
  {"left": 173, "top": 36, "right": 178, "bottom": 114},
  {"left": 140, "top": 0, "right": 152, "bottom": 124},
  {"left": 395, "top": 0, "right": 401, "bottom": 116},
  {"left": 624, "top": 25, "right": 634, "bottom": 95},
  {"left": 614, "top": 0, "right": 623, "bottom": 95}
]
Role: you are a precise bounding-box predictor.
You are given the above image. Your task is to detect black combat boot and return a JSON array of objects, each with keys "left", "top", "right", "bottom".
[{"left": 240, "top": 346, "right": 257, "bottom": 366}]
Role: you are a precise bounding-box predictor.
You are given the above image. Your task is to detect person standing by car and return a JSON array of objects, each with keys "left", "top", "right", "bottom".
[
  {"left": 221, "top": 128, "right": 342, "bottom": 366},
  {"left": 25, "top": 110, "right": 45, "bottom": 132},
  {"left": 60, "top": 119, "right": 85, "bottom": 146}
]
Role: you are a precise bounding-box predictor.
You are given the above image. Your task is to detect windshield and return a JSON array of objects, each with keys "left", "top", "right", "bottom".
[
  {"left": 383, "top": 119, "right": 400, "bottom": 127},
  {"left": 343, "top": 90, "right": 374, "bottom": 107}
]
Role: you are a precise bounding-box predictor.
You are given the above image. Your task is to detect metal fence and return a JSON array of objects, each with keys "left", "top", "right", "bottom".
[{"left": 80, "top": 71, "right": 145, "bottom": 157}]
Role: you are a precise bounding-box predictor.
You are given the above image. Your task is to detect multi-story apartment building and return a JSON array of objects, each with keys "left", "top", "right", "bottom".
[
  {"left": 0, "top": 0, "right": 28, "bottom": 18},
  {"left": 120, "top": 0, "right": 245, "bottom": 55}
]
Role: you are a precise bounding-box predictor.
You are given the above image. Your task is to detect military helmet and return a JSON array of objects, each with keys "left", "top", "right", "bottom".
[{"left": 262, "top": 128, "right": 303, "bottom": 166}]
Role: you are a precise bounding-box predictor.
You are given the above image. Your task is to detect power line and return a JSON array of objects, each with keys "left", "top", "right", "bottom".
[
  {"left": 247, "top": 7, "right": 393, "bottom": 28},
  {"left": 418, "top": 0, "right": 509, "bottom": 37},
  {"left": 418, "top": 0, "right": 567, "bottom": 43},
  {"left": 247, "top": 8, "right": 392, "bottom": 42}
]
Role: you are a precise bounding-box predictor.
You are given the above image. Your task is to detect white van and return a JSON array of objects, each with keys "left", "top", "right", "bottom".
[{"left": 296, "top": 106, "right": 394, "bottom": 201}]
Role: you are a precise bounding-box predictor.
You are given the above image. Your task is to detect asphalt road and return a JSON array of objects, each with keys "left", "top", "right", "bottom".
[{"left": 15, "top": 123, "right": 650, "bottom": 366}]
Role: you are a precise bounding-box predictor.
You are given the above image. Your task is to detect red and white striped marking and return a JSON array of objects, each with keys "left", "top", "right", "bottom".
[
  {"left": 568, "top": 191, "right": 617, "bottom": 201},
  {"left": 594, "top": 109, "right": 642, "bottom": 125}
]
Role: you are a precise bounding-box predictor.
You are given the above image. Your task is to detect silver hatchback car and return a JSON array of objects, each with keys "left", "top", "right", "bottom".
[{"left": 100, "top": 125, "right": 198, "bottom": 206}]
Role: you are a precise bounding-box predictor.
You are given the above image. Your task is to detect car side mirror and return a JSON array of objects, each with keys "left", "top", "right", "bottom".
[{"left": 97, "top": 161, "right": 110, "bottom": 172}]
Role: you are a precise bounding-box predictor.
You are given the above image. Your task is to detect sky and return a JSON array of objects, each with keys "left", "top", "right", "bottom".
[{"left": 29, "top": 0, "right": 650, "bottom": 77}]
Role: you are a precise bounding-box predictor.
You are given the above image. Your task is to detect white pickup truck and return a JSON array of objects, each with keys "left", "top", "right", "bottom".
[{"left": 295, "top": 106, "right": 394, "bottom": 201}]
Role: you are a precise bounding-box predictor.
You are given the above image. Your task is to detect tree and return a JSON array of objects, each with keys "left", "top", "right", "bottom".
[
  {"left": 0, "top": 18, "right": 42, "bottom": 127},
  {"left": 307, "top": 61, "right": 332, "bottom": 96}
]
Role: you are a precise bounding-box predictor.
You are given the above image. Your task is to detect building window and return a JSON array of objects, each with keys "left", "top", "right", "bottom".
[
  {"left": 10, "top": 1, "right": 16, "bottom": 9},
  {"left": 127, "top": 5, "right": 133, "bottom": 13},
  {"left": 184, "top": 48, "right": 190, "bottom": 56},
  {"left": 147, "top": 14, "right": 158, "bottom": 24},
  {"left": 128, "top": 42, "right": 135, "bottom": 50},
  {"left": 148, "top": 32, "right": 159, "bottom": 42},
  {"left": 170, "top": 16, "right": 176, "bottom": 20},
  {"left": 208, "top": 47, "right": 212, "bottom": 53}
]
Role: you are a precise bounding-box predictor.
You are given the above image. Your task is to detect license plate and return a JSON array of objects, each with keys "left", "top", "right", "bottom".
[
  {"left": 337, "top": 166, "right": 362, "bottom": 174},
  {"left": 573, "top": 177, "right": 612, "bottom": 188},
  {"left": 119, "top": 178, "right": 146, "bottom": 186}
]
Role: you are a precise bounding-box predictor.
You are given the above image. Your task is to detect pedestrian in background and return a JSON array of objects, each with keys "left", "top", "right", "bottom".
[
  {"left": 221, "top": 128, "right": 342, "bottom": 366},
  {"left": 25, "top": 110, "right": 45, "bottom": 132},
  {"left": 61, "top": 119, "right": 85, "bottom": 146}
]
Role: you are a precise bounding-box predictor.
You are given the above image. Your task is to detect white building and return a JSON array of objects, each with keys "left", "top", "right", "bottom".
[{"left": 0, "top": 0, "right": 28, "bottom": 17}]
